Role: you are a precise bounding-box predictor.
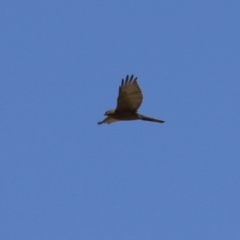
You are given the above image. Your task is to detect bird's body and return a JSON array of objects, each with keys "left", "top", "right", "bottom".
[{"left": 98, "top": 75, "right": 165, "bottom": 125}]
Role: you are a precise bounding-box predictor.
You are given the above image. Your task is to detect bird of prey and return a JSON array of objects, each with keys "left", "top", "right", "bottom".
[{"left": 98, "top": 75, "right": 165, "bottom": 125}]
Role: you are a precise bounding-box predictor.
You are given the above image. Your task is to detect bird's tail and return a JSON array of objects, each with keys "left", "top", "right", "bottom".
[{"left": 138, "top": 114, "right": 165, "bottom": 123}]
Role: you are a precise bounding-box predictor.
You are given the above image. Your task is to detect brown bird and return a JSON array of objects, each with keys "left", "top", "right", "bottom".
[{"left": 98, "top": 75, "right": 165, "bottom": 125}]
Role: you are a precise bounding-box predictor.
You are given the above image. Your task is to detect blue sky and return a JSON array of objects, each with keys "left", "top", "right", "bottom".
[{"left": 1, "top": 1, "right": 240, "bottom": 239}]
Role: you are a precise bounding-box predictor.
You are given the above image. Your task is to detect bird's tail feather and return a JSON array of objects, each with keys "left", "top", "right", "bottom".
[{"left": 138, "top": 114, "right": 165, "bottom": 123}]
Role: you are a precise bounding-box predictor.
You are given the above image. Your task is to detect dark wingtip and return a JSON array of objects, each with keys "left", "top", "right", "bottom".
[
  {"left": 129, "top": 74, "right": 134, "bottom": 82},
  {"left": 121, "top": 74, "right": 137, "bottom": 86},
  {"left": 125, "top": 75, "right": 129, "bottom": 84}
]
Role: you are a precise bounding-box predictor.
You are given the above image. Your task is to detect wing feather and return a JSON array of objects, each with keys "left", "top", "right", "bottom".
[{"left": 116, "top": 75, "right": 143, "bottom": 112}]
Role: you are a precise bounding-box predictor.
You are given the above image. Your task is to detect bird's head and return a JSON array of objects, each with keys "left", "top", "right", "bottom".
[{"left": 105, "top": 109, "right": 115, "bottom": 116}]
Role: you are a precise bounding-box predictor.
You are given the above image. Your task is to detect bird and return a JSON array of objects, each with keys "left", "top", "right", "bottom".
[{"left": 98, "top": 75, "right": 165, "bottom": 125}]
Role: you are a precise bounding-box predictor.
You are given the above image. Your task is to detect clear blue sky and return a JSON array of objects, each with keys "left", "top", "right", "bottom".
[{"left": 1, "top": 1, "right": 240, "bottom": 239}]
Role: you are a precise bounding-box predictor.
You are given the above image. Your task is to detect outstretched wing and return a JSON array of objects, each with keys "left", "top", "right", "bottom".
[{"left": 116, "top": 75, "right": 143, "bottom": 112}]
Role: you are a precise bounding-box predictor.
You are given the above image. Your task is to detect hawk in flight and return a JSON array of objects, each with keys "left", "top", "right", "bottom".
[{"left": 98, "top": 75, "right": 165, "bottom": 125}]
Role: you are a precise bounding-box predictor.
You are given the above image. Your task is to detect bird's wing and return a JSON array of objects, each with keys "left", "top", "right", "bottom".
[{"left": 116, "top": 75, "right": 143, "bottom": 112}]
